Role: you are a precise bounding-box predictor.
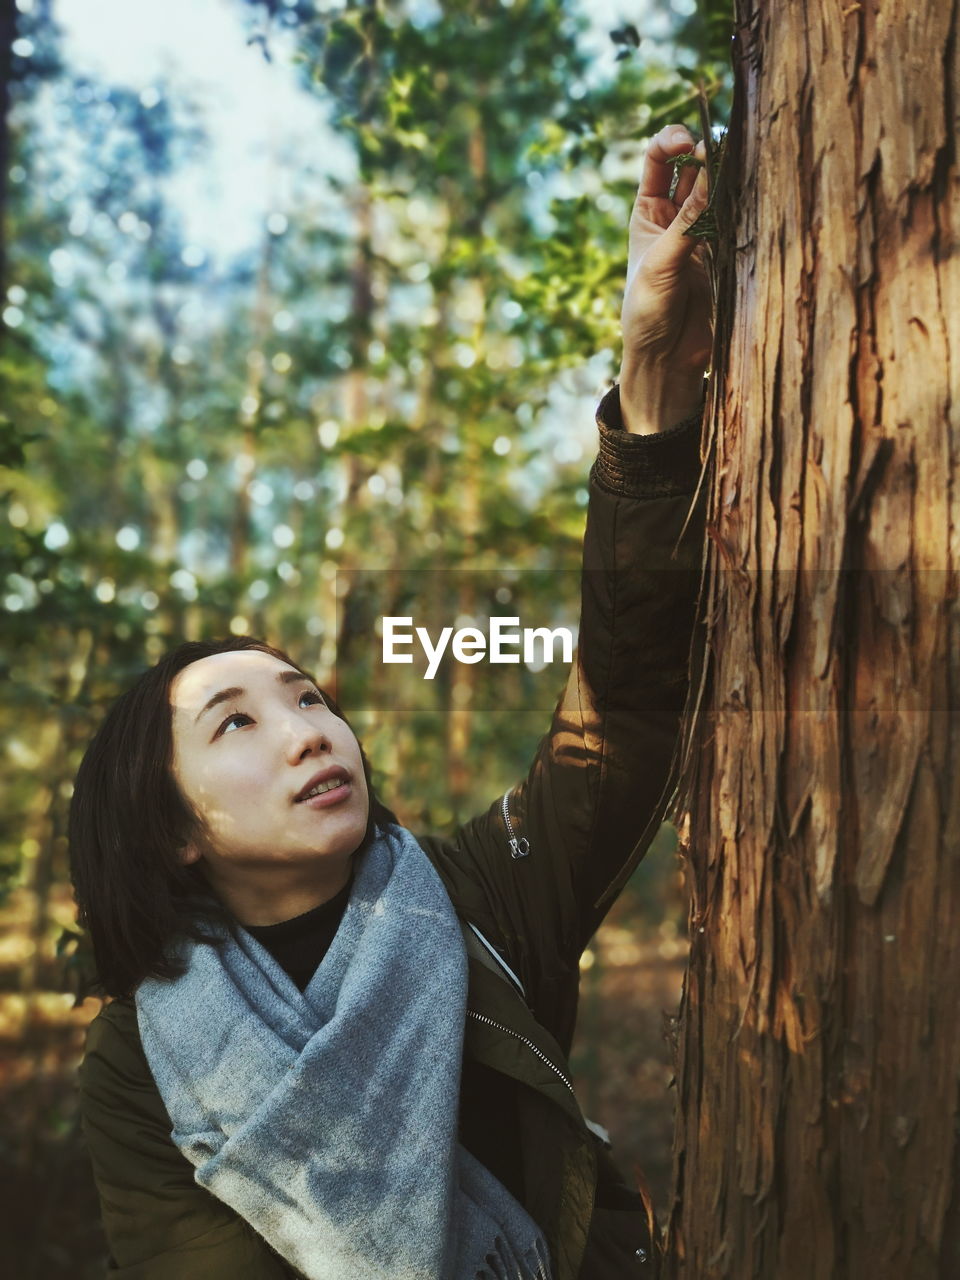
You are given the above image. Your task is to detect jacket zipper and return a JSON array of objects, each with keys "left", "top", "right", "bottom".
[
  {"left": 467, "top": 1009, "right": 575, "bottom": 1096},
  {"left": 501, "top": 791, "right": 530, "bottom": 859},
  {"left": 464, "top": 921, "right": 527, "bottom": 999}
]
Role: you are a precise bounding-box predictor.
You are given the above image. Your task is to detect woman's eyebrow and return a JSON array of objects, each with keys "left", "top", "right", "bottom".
[
  {"left": 193, "top": 670, "right": 315, "bottom": 724},
  {"left": 277, "top": 669, "right": 314, "bottom": 686},
  {"left": 194, "top": 686, "right": 244, "bottom": 724}
]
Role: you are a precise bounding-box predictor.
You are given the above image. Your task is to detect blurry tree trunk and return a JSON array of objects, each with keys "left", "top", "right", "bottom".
[
  {"left": 327, "top": 184, "right": 374, "bottom": 693},
  {"left": 446, "top": 447, "right": 478, "bottom": 817},
  {"left": 445, "top": 112, "right": 488, "bottom": 817},
  {"left": 0, "top": 0, "right": 15, "bottom": 315},
  {"left": 665, "top": 3, "right": 960, "bottom": 1277},
  {"left": 230, "top": 225, "right": 276, "bottom": 580},
  {"left": 18, "top": 627, "right": 93, "bottom": 994}
]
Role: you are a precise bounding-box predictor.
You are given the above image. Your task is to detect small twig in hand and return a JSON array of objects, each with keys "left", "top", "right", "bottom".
[{"left": 668, "top": 149, "right": 701, "bottom": 200}]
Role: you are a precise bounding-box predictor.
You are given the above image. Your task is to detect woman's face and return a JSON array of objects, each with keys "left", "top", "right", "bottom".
[{"left": 168, "top": 650, "right": 369, "bottom": 895}]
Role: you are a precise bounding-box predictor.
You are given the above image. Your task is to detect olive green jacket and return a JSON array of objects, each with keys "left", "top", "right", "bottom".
[{"left": 78, "top": 390, "right": 704, "bottom": 1280}]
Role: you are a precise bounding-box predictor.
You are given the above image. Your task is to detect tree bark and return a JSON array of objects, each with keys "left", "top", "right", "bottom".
[{"left": 665, "top": 2, "right": 960, "bottom": 1276}]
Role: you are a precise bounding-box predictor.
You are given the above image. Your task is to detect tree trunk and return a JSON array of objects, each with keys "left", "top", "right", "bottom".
[
  {"left": 665, "top": 2, "right": 960, "bottom": 1277},
  {"left": 0, "top": 0, "right": 17, "bottom": 321},
  {"left": 230, "top": 226, "right": 275, "bottom": 580}
]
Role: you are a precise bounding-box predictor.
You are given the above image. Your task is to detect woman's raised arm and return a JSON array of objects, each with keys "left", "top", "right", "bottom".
[{"left": 421, "top": 123, "right": 713, "bottom": 1048}]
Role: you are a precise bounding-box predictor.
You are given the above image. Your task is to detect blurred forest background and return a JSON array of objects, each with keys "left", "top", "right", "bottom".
[{"left": 0, "top": 0, "right": 731, "bottom": 1272}]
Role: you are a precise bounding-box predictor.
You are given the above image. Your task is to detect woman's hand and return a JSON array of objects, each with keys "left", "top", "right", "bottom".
[{"left": 619, "top": 123, "right": 714, "bottom": 434}]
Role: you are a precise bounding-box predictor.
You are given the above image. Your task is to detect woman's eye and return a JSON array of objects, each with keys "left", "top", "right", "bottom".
[
  {"left": 299, "top": 689, "right": 324, "bottom": 708},
  {"left": 218, "top": 712, "right": 252, "bottom": 736}
]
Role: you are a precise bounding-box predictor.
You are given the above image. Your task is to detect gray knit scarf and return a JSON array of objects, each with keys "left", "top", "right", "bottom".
[{"left": 135, "top": 823, "right": 552, "bottom": 1280}]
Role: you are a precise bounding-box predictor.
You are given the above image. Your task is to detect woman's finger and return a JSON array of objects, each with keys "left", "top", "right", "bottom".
[
  {"left": 637, "top": 166, "right": 710, "bottom": 284},
  {"left": 672, "top": 139, "right": 707, "bottom": 207},
  {"left": 637, "top": 124, "right": 698, "bottom": 200}
]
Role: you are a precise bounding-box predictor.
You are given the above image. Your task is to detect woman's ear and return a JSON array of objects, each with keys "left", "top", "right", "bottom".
[{"left": 178, "top": 842, "right": 202, "bottom": 866}]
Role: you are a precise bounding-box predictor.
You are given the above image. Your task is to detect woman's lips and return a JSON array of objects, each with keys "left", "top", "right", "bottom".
[
  {"left": 294, "top": 766, "right": 350, "bottom": 803},
  {"left": 300, "top": 781, "right": 351, "bottom": 809}
]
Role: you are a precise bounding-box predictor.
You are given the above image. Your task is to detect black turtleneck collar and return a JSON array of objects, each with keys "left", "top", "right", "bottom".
[{"left": 245, "top": 876, "right": 353, "bottom": 991}]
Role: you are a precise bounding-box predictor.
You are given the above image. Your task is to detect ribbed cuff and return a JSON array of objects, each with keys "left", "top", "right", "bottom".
[{"left": 591, "top": 384, "right": 703, "bottom": 499}]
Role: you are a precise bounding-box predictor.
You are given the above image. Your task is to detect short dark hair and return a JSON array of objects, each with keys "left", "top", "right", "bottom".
[{"left": 69, "top": 635, "right": 395, "bottom": 998}]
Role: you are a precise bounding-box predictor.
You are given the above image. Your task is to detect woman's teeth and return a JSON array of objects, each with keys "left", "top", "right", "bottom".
[{"left": 300, "top": 778, "right": 344, "bottom": 801}]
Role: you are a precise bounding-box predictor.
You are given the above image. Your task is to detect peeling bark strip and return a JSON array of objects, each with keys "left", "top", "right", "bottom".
[{"left": 666, "top": 1, "right": 960, "bottom": 1276}]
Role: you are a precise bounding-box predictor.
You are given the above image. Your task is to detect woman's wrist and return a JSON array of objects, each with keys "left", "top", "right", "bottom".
[
  {"left": 594, "top": 385, "right": 703, "bottom": 498},
  {"left": 618, "top": 364, "right": 706, "bottom": 435}
]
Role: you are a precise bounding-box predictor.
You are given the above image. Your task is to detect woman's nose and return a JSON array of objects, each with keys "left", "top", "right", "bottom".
[{"left": 283, "top": 714, "right": 331, "bottom": 763}]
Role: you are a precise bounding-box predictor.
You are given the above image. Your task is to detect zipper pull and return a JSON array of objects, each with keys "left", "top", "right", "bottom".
[
  {"left": 509, "top": 835, "right": 530, "bottom": 859},
  {"left": 502, "top": 791, "right": 530, "bottom": 859}
]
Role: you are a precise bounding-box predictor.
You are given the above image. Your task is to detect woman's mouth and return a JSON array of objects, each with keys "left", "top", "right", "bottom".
[
  {"left": 294, "top": 768, "right": 351, "bottom": 806},
  {"left": 301, "top": 781, "right": 350, "bottom": 808},
  {"left": 301, "top": 777, "right": 342, "bottom": 800}
]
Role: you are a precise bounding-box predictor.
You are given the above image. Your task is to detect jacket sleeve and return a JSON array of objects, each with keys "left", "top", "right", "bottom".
[
  {"left": 421, "top": 385, "right": 705, "bottom": 1047},
  {"left": 79, "top": 1001, "right": 296, "bottom": 1279}
]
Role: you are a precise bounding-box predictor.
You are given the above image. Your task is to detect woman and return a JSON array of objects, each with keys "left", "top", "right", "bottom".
[{"left": 71, "top": 124, "right": 712, "bottom": 1280}]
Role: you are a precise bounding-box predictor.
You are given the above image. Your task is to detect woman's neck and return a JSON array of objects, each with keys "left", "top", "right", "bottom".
[{"left": 202, "top": 854, "right": 354, "bottom": 927}]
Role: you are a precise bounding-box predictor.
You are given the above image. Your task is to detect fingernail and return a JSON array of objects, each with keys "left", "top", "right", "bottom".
[{"left": 670, "top": 125, "right": 693, "bottom": 144}]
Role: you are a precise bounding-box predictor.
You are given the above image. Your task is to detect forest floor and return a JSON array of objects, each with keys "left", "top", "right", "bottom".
[{"left": 1, "top": 882, "right": 687, "bottom": 1277}]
